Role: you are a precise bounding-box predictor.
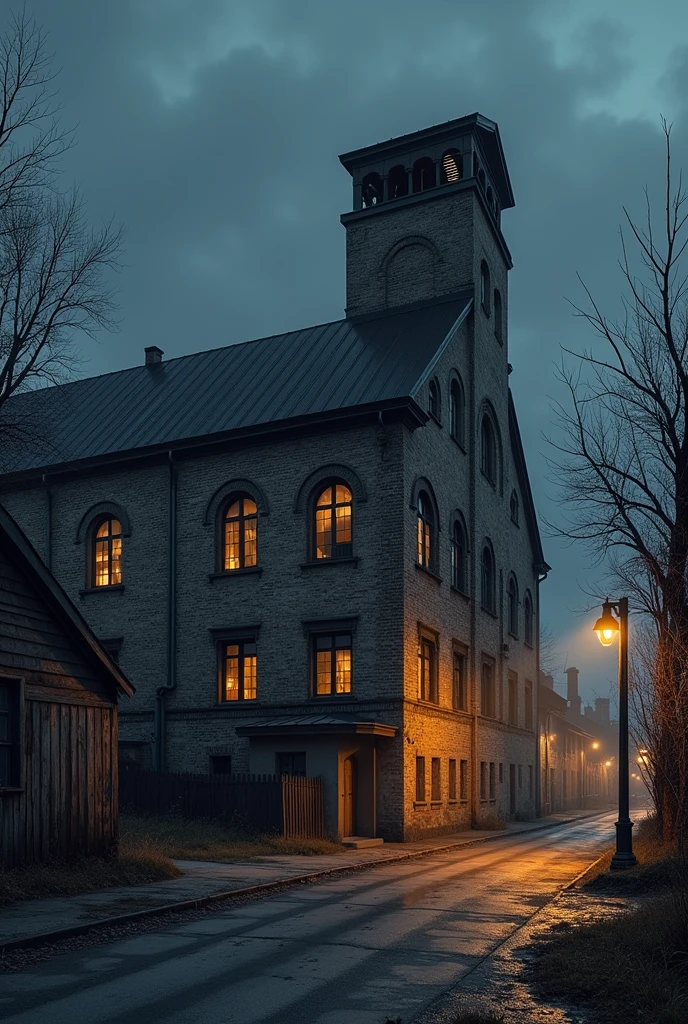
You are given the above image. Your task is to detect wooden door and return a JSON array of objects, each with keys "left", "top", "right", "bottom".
[
  {"left": 343, "top": 756, "right": 356, "bottom": 836},
  {"left": 509, "top": 763, "right": 516, "bottom": 817}
]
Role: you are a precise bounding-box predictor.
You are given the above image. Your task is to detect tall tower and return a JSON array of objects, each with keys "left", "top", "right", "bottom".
[{"left": 339, "top": 112, "right": 515, "bottom": 320}]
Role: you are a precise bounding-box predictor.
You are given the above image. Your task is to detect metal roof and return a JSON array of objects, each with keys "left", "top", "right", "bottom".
[
  {"left": 235, "top": 713, "right": 397, "bottom": 737},
  {"left": 0, "top": 296, "right": 470, "bottom": 476}
]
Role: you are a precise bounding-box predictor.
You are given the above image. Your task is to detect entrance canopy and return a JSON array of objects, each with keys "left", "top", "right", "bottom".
[{"left": 236, "top": 713, "right": 397, "bottom": 738}]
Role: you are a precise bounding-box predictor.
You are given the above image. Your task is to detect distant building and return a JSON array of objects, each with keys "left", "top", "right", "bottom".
[{"left": 0, "top": 113, "right": 548, "bottom": 841}]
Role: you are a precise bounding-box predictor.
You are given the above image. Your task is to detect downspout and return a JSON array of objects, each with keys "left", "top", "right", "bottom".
[
  {"left": 154, "top": 451, "right": 177, "bottom": 770},
  {"left": 42, "top": 474, "right": 52, "bottom": 570},
  {"left": 536, "top": 568, "right": 548, "bottom": 815},
  {"left": 468, "top": 309, "right": 479, "bottom": 825}
]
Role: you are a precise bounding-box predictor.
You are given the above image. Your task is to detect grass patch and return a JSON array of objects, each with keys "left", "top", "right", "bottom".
[
  {"left": 120, "top": 813, "right": 344, "bottom": 862},
  {"left": 528, "top": 892, "right": 688, "bottom": 1024},
  {"left": 384, "top": 1013, "right": 504, "bottom": 1024},
  {"left": 0, "top": 836, "right": 180, "bottom": 907},
  {"left": 579, "top": 812, "right": 679, "bottom": 893}
]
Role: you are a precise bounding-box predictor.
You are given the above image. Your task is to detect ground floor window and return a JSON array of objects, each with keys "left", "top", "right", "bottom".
[
  {"left": 448, "top": 759, "right": 457, "bottom": 801},
  {"left": 415, "top": 756, "right": 426, "bottom": 801},
  {"left": 0, "top": 678, "right": 20, "bottom": 788},
  {"left": 489, "top": 761, "right": 496, "bottom": 800},
  {"left": 221, "top": 640, "right": 257, "bottom": 701},
  {"left": 313, "top": 633, "right": 352, "bottom": 696},
  {"left": 499, "top": 762, "right": 504, "bottom": 784},
  {"left": 277, "top": 752, "right": 306, "bottom": 777},
  {"left": 480, "top": 761, "right": 487, "bottom": 801},
  {"left": 518, "top": 764, "right": 523, "bottom": 790},
  {"left": 460, "top": 759, "right": 468, "bottom": 801},
  {"left": 431, "top": 757, "right": 441, "bottom": 801}
]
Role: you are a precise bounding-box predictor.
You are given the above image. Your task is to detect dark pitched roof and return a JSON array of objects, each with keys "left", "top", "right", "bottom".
[
  {"left": 0, "top": 296, "right": 471, "bottom": 477},
  {"left": 508, "top": 390, "right": 550, "bottom": 575},
  {"left": 0, "top": 502, "right": 134, "bottom": 697}
]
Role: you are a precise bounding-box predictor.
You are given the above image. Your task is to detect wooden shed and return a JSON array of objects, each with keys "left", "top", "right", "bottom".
[{"left": 0, "top": 502, "right": 133, "bottom": 867}]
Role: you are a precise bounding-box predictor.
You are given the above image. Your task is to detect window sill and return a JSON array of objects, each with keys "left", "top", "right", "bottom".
[
  {"left": 413, "top": 801, "right": 428, "bottom": 809},
  {"left": 510, "top": 518, "right": 520, "bottom": 527},
  {"left": 0, "top": 786, "right": 24, "bottom": 795},
  {"left": 524, "top": 640, "right": 534, "bottom": 650},
  {"left": 309, "top": 693, "right": 355, "bottom": 701},
  {"left": 450, "top": 435, "right": 466, "bottom": 453},
  {"left": 428, "top": 412, "right": 443, "bottom": 428},
  {"left": 450, "top": 584, "right": 470, "bottom": 600},
  {"left": 479, "top": 470, "right": 497, "bottom": 488},
  {"left": 79, "top": 584, "right": 125, "bottom": 597},
  {"left": 416, "top": 698, "right": 441, "bottom": 709},
  {"left": 508, "top": 631, "right": 519, "bottom": 641},
  {"left": 460, "top": 798, "right": 469, "bottom": 804},
  {"left": 415, "top": 563, "right": 442, "bottom": 584},
  {"left": 429, "top": 800, "right": 442, "bottom": 807},
  {"left": 209, "top": 567, "right": 263, "bottom": 580},
  {"left": 480, "top": 605, "right": 498, "bottom": 619},
  {"left": 300, "top": 557, "right": 359, "bottom": 570},
  {"left": 448, "top": 799, "right": 458, "bottom": 805}
]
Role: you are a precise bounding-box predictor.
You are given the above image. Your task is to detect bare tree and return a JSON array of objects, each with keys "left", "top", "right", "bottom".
[
  {"left": 0, "top": 9, "right": 123, "bottom": 440},
  {"left": 548, "top": 119, "right": 688, "bottom": 842}
]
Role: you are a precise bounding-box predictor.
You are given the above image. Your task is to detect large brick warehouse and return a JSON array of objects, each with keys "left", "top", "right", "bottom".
[{"left": 0, "top": 112, "right": 549, "bottom": 841}]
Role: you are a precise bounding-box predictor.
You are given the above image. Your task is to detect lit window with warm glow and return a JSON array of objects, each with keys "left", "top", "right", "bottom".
[
  {"left": 222, "top": 640, "right": 257, "bottom": 701},
  {"left": 313, "top": 634, "right": 352, "bottom": 696},
  {"left": 418, "top": 635, "right": 438, "bottom": 703},
  {"left": 314, "top": 483, "right": 353, "bottom": 559},
  {"left": 440, "top": 149, "right": 462, "bottom": 184},
  {"left": 93, "top": 517, "right": 122, "bottom": 587},
  {"left": 223, "top": 495, "right": 257, "bottom": 571},
  {"left": 417, "top": 492, "right": 434, "bottom": 570}
]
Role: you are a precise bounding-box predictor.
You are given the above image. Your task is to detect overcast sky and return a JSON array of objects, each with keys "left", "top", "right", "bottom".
[{"left": 13, "top": 0, "right": 688, "bottom": 707}]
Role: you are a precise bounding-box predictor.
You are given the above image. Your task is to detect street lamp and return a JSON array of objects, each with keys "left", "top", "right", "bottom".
[{"left": 593, "top": 598, "right": 637, "bottom": 869}]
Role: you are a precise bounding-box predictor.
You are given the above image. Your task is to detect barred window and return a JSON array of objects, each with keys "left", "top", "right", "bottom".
[
  {"left": 221, "top": 641, "right": 257, "bottom": 702},
  {"left": 223, "top": 495, "right": 257, "bottom": 570},
  {"left": 93, "top": 517, "right": 122, "bottom": 587},
  {"left": 314, "top": 483, "right": 353, "bottom": 560},
  {"left": 313, "top": 633, "right": 352, "bottom": 696}
]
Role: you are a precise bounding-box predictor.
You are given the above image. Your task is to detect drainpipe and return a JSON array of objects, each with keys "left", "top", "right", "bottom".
[
  {"left": 536, "top": 569, "right": 547, "bottom": 815},
  {"left": 42, "top": 474, "right": 52, "bottom": 570},
  {"left": 154, "top": 451, "right": 177, "bottom": 770},
  {"left": 468, "top": 304, "right": 479, "bottom": 825}
]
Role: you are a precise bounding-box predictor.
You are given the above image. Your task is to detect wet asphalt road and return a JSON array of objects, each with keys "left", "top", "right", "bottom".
[{"left": 0, "top": 814, "right": 614, "bottom": 1024}]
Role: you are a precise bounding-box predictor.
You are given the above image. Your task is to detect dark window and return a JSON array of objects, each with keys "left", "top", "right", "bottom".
[
  {"left": 460, "top": 759, "right": 468, "bottom": 801},
  {"left": 448, "top": 759, "right": 457, "bottom": 801},
  {"left": 499, "top": 762, "right": 504, "bottom": 783},
  {"left": 480, "top": 761, "right": 487, "bottom": 801},
  {"left": 431, "top": 757, "right": 441, "bottom": 801},
  {"left": 418, "top": 636, "right": 438, "bottom": 703},
  {"left": 489, "top": 761, "right": 496, "bottom": 800},
  {"left": 412, "top": 156, "right": 436, "bottom": 193},
  {"left": 223, "top": 494, "right": 257, "bottom": 570},
  {"left": 452, "top": 648, "right": 468, "bottom": 711},
  {"left": 480, "top": 414, "right": 497, "bottom": 484},
  {"left": 0, "top": 680, "right": 19, "bottom": 788},
  {"left": 277, "top": 752, "right": 306, "bottom": 777},
  {"left": 92, "top": 516, "right": 122, "bottom": 587},
  {"left": 487, "top": 185, "right": 494, "bottom": 208},
  {"left": 524, "top": 592, "right": 534, "bottom": 646},
  {"left": 428, "top": 379, "right": 440, "bottom": 421},
  {"left": 478, "top": 168, "right": 486, "bottom": 190},
  {"left": 210, "top": 755, "right": 232, "bottom": 775},
  {"left": 480, "top": 261, "right": 490, "bottom": 314},
  {"left": 220, "top": 640, "right": 257, "bottom": 702},
  {"left": 481, "top": 542, "right": 496, "bottom": 613},
  {"left": 507, "top": 575, "right": 519, "bottom": 637},
  {"left": 518, "top": 764, "right": 523, "bottom": 790},
  {"left": 312, "top": 633, "right": 352, "bottom": 696},
  {"left": 314, "top": 482, "right": 353, "bottom": 560},
  {"left": 101, "top": 639, "right": 122, "bottom": 664},
  {"left": 494, "top": 289, "right": 503, "bottom": 341},
  {"left": 450, "top": 377, "right": 465, "bottom": 445},
  {"left": 451, "top": 517, "right": 467, "bottom": 593},
  {"left": 510, "top": 490, "right": 519, "bottom": 524},
  {"left": 525, "top": 680, "right": 533, "bottom": 731},
  {"left": 481, "top": 660, "right": 496, "bottom": 718},
  {"left": 388, "top": 164, "right": 408, "bottom": 199},
  {"left": 508, "top": 672, "right": 518, "bottom": 726},
  {"left": 416, "top": 756, "right": 426, "bottom": 801},
  {"left": 440, "top": 148, "right": 463, "bottom": 184},
  {"left": 361, "top": 171, "right": 383, "bottom": 207},
  {"left": 416, "top": 491, "right": 435, "bottom": 571}
]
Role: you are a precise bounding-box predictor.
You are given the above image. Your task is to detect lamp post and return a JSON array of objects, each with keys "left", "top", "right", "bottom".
[{"left": 593, "top": 598, "right": 637, "bottom": 869}]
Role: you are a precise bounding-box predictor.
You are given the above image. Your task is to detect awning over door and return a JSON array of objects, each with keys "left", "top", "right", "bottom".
[{"left": 235, "top": 713, "right": 397, "bottom": 738}]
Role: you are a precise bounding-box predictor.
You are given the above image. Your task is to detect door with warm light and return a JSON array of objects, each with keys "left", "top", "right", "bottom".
[{"left": 343, "top": 756, "right": 356, "bottom": 836}]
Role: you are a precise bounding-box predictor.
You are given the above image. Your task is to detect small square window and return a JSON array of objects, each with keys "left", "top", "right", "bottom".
[{"left": 277, "top": 752, "right": 306, "bottom": 777}]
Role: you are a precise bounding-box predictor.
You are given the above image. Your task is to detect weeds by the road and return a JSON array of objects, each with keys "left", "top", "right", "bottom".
[
  {"left": 120, "top": 813, "right": 343, "bottom": 861},
  {"left": 384, "top": 1013, "right": 504, "bottom": 1023},
  {"left": 528, "top": 813, "right": 688, "bottom": 1024},
  {"left": 0, "top": 836, "right": 180, "bottom": 907}
]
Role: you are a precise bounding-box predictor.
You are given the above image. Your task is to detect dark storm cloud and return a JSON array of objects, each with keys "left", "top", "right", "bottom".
[{"left": 13, "top": 0, "right": 688, "bottom": 701}]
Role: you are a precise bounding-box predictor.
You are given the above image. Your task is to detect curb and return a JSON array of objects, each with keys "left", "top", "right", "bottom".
[{"left": 0, "top": 810, "right": 610, "bottom": 955}]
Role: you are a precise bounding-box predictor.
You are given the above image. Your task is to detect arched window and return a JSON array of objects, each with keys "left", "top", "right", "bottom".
[
  {"left": 451, "top": 516, "right": 468, "bottom": 593},
  {"left": 507, "top": 574, "right": 519, "bottom": 637},
  {"left": 412, "top": 157, "right": 436, "bottom": 193},
  {"left": 440, "top": 149, "right": 463, "bottom": 184},
  {"left": 510, "top": 489, "right": 519, "bottom": 524},
  {"left": 486, "top": 185, "right": 494, "bottom": 209},
  {"left": 478, "top": 168, "right": 486, "bottom": 190},
  {"left": 450, "top": 376, "right": 465, "bottom": 445},
  {"left": 494, "top": 289, "right": 503, "bottom": 342},
  {"left": 92, "top": 517, "right": 122, "bottom": 587},
  {"left": 524, "top": 591, "right": 534, "bottom": 646},
  {"left": 481, "top": 541, "right": 496, "bottom": 613},
  {"left": 428, "top": 378, "right": 440, "bottom": 421},
  {"left": 314, "top": 482, "right": 353, "bottom": 560},
  {"left": 480, "top": 260, "right": 491, "bottom": 314},
  {"left": 388, "top": 164, "right": 408, "bottom": 199},
  {"left": 481, "top": 413, "right": 497, "bottom": 484},
  {"left": 417, "top": 492, "right": 434, "bottom": 570},
  {"left": 362, "top": 171, "right": 383, "bottom": 207},
  {"left": 223, "top": 495, "right": 257, "bottom": 570}
]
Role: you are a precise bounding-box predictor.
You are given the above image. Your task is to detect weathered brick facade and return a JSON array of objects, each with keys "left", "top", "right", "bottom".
[{"left": 0, "top": 113, "right": 547, "bottom": 841}]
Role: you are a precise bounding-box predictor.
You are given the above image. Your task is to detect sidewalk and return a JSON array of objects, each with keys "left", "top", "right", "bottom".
[{"left": 0, "top": 809, "right": 609, "bottom": 952}]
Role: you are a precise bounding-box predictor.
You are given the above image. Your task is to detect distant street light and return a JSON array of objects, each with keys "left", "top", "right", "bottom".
[{"left": 593, "top": 598, "right": 637, "bottom": 869}]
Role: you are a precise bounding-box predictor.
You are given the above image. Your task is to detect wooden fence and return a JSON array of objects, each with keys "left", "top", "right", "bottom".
[{"left": 119, "top": 766, "right": 324, "bottom": 839}]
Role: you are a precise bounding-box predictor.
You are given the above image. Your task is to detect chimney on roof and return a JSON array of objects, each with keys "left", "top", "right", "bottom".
[
  {"left": 145, "top": 346, "right": 163, "bottom": 366},
  {"left": 566, "top": 666, "right": 581, "bottom": 717}
]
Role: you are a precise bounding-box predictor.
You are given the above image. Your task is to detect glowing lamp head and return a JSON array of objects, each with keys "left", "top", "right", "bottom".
[
  {"left": 605, "top": 760, "right": 612, "bottom": 767},
  {"left": 594, "top": 601, "right": 620, "bottom": 646},
  {"left": 591, "top": 741, "right": 600, "bottom": 750}
]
